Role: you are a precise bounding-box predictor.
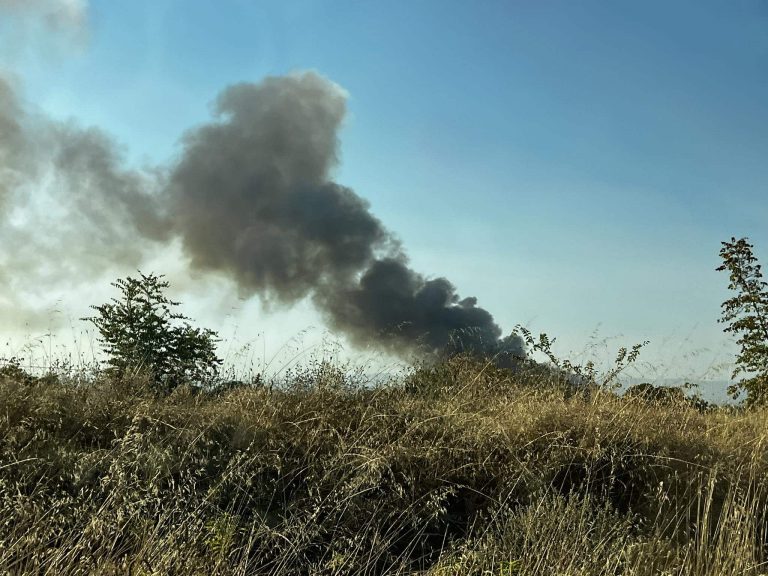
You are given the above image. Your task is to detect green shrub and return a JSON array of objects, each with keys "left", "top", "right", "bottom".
[{"left": 84, "top": 271, "right": 222, "bottom": 393}]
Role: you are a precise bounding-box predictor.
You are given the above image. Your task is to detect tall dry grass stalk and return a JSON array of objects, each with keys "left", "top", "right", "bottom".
[{"left": 0, "top": 356, "right": 766, "bottom": 575}]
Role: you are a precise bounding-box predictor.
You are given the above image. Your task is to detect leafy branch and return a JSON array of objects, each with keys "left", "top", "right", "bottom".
[
  {"left": 716, "top": 237, "right": 768, "bottom": 405},
  {"left": 514, "top": 325, "right": 648, "bottom": 391}
]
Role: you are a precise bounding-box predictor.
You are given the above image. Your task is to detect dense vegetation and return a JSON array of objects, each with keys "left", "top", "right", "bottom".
[
  {"left": 0, "top": 357, "right": 767, "bottom": 575},
  {"left": 0, "top": 237, "right": 765, "bottom": 575}
]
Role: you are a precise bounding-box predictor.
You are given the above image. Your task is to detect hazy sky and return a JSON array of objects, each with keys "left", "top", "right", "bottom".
[{"left": 1, "top": 1, "right": 767, "bottom": 385}]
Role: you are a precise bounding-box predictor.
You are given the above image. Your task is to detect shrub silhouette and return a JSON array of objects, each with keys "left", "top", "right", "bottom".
[
  {"left": 84, "top": 272, "right": 221, "bottom": 393},
  {"left": 624, "top": 382, "right": 685, "bottom": 404},
  {"left": 0, "top": 357, "right": 35, "bottom": 385},
  {"left": 717, "top": 237, "right": 768, "bottom": 406}
]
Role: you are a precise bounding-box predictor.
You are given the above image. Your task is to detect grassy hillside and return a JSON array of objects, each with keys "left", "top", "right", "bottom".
[{"left": 0, "top": 357, "right": 766, "bottom": 575}]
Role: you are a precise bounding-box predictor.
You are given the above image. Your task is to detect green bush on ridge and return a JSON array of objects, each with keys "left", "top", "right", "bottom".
[{"left": 83, "top": 271, "right": 222, "bottom": 394}]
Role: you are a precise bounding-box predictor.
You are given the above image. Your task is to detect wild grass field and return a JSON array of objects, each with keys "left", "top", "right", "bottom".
[
  {"left": 0, "top": 237, "right": 765, "bottom": 575},
  {"left": 1, "top": 355, "right": 767, "bottom": 576}
]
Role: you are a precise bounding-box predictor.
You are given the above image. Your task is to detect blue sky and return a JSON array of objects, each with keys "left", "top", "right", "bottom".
[{"left": 2, "top": 1, "right": 767, "bottom": 386}]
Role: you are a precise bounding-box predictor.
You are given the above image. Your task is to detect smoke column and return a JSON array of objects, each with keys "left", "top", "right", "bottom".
[
  {"left": 167, "top": 72, "right": 524, "bottom": 361},
  {"left": 0, "top": 64, "right": 523, "bottom": 360}
]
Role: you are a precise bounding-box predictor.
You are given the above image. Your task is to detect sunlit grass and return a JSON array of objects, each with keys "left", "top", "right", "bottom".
[{"left": 0, "top": 355, "right": 766, "bottom": 575}]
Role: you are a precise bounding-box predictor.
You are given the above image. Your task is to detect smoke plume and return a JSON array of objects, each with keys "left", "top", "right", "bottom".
[
  {"left": 1, "top": 67, "right": 523, "bottom": 360},
  {"left": 168, "top": 75, "right": 388, "bottom": 303},
  {"left": 0, "top": 75, "right": 166, "bottom": 327},
  {"left": 166, "top": 72, "right": 524, "bottom": 361}
]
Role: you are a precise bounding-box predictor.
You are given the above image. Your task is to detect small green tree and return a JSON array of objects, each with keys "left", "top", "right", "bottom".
[
  {"left": 84, "top": 272, "right": 222, "bottom": 393},
  {"left": 716, "top": 237, "right": 768, "bottom": 406}
]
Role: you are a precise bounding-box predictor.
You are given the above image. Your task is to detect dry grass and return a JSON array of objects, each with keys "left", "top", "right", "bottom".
[{"left": 0, "top": 356, "right": 766, "bottom": 575}]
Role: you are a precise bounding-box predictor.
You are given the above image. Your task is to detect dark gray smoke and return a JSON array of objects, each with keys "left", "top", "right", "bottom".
[
  {"left": 166, "top": 72, "right": 524, "bottom": 361},
  {"left": 53, "top": 124, "right": 168, "bottom": 244},
  {"left": 168, "top": 75, "right": 390, "bottom": 303},
  {"left": 316, "top": 257, "right": 525, "bottom": 360},
  {"left": 0, "top": 78, "right": 28, "bottom": 211},
  {"left": 1, "top": 66, "right": 523, "bottom": 360}
]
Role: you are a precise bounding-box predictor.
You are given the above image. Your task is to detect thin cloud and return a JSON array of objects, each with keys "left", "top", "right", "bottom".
[
  {"left": 0, "top": 0, "right": 88, "bottom": 29},
  {"left": 0, "top": 0, "right": 88, "bottom": 48}
]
